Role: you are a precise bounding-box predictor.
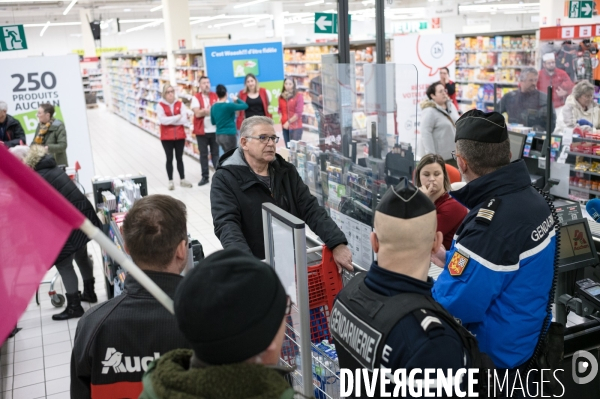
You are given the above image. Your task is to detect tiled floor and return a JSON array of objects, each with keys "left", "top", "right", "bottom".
[{"left": 0, "top": 104, "right": 223, "bottom": 398}]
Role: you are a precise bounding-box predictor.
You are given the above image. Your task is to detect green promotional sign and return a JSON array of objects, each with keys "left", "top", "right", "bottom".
[
  {"left": 233, "top": 59, "right": 259, "bottom": 78},
  {"left": 0, "top": 25, "right": 27, "bottom": 52},
  {"left": 314, "top": 13, "right": 351, "bottom": 34},
  {"left": 569, "top": 1, "right": 593, "bottom": 18}
]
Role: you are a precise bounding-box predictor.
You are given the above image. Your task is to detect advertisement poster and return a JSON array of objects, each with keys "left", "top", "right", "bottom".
[
  {"left": 0, "top": 54, "right": 95, "bottom": 192},
  {"left": 204, "top": 41, "right": 284, "bottom": 124},
  {"left": 394, "top": 34, "right": 456, "bottom": 157}
]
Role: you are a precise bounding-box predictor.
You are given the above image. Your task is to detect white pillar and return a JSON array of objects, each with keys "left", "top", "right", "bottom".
[
  {"left": 271, "top": 1, "right": 285, "bottom": 44},
  {"left": 79, "top": 9, "right": 96, "bottom": 57},
  {"left": 161, "top": 0, "right": 192, "bottom": 86}
]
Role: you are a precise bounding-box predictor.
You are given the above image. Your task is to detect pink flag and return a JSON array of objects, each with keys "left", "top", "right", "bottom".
[{"left": 0, "top": 145, "right": 85, "bottom": 343}]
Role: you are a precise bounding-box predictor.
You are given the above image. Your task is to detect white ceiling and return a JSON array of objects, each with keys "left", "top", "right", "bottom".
[{"left": 0, "top": 0, "right": 541, "bottom": 28}]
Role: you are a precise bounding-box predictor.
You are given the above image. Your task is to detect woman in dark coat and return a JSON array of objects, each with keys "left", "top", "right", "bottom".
[{"left": 24, "top": 145, "right": 103, "bottom": 320}]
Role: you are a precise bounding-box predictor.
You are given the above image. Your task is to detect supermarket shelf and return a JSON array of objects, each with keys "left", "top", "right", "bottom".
[
  {"left": 455, "top": 80, "right": 518, "bottom": 86},
  {"left": 176, "top": 79, "right": 198, "bottom": 86},
  {"left": 570, "top": 166, "right": 600, "bottom": 177},
  {"left": 176, "top": 66, "right": 203, "bottom": 71},
  {"left": 457, "top": 97, "right": 495, "bottom": 104},
  {"left": 569, "top": 185, "right": 600, "bottom": 196},
  {"left": 457, "top": 49, "right": 535, "bottom": 53},
  {"left": 456, "top": 65, "right": 526, "bottom": 69},
  {"left": 287, "top": 73, "right": 309, "bottom": 78},
  {"left": 297, "top": 85, "right": 309, "bottom": 90},
  {"left": 285, "top": 61, "right": 321, "bottom": 64},
  {"left": 567, "top": 151, "right": 600, "bottom": 160},
  {"left": 303, "top": 123, "right": 318, "bottom": 132}
]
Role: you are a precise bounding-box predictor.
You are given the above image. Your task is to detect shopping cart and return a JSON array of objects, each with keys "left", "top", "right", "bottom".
[{"left": 65, "top": 161, "right": 85, "bottom": 194}]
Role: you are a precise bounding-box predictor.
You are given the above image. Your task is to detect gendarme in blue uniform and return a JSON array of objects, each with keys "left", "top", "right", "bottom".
[
  {"left": 364, "top": 262, "right": 466, "bottom": 373},
  {"left": 432, "top": 160, "right": 555, "bottom": 370}
]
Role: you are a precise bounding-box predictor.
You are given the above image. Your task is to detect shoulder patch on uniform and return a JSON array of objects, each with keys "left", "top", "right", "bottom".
[
  {"left": 448, "top": 250, "right": 470, "bottom": 276},
  {"left": 412, "top": 309, "right": 443, "bottom": 333},
  {"left": 475, "top": 197, "right": 501, "bottom": 225}
]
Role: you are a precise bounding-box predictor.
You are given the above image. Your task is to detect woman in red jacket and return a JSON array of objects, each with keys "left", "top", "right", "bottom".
[
  {"left": 157, "top": 84, "right": 192, "bottom": 190},
  {"left": 278, "top": 77, "right": 304, "bottom": 147},
  {"left": 236, "top": 73, "right": 272, "bottom": 130},
  {"left": 415, "top": 154, "right": 467, "bottom": 249}
]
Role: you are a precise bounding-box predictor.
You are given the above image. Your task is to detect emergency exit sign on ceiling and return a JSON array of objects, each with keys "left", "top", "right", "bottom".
[
  {"left": 0, "top": 25, "right": 27, "bottom": 52},
  {"left": 569, "top": 1, "right": 593, "bottom": 18},
  {"left": 314, "top": 13, "right": 352, "bottom": 34}
]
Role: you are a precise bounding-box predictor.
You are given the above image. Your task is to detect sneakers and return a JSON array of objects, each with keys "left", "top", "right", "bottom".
[
  {"left": 198, "top": 177, "right": 209, "bottom": 186},
  {"left": 180, "top": 179, "right": 193, "bottom": 188},
  {"left": 168, "top": 180, "right": 174, "bottom": 190}
]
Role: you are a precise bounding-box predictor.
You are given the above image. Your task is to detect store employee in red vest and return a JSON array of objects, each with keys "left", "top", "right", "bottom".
[
  {"left": 157, "top": 83, "right": 193, "bottom": 191},
  {"left": 236, "top": 73, "right": 272, "bottom": 130},
  {"left": 191, "top": 76, "right": 219, "bottom": 186}
]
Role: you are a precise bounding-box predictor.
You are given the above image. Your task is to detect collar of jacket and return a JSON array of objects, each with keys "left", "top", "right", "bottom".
[
  {"left": 420, "top": 99, "right": 452, "bottom": 114},
  {"left": 450, "top": 159, "right": 531, "bottom": 209},
  {"left": 124, "top": 270, "right": 183, "bottom": 298},
  {"left": 364, "top": 261, "right": 434, "bottom": 297},
  {"left": 218, "top": 147, "right": 288, "bottom": 191}
]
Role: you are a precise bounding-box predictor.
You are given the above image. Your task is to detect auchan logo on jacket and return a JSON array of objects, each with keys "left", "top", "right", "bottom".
[{"left": 101, "top": 348, "right": 160, "bottom": 374}]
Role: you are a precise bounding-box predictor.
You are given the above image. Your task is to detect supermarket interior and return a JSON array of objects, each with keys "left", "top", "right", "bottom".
[{"left": 3, "top": 0, "right": 600, "bottom": 398}]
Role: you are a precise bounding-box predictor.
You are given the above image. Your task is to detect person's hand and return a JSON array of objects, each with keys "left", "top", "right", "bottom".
[
  {"left": 556, "top": 86, "right": 568, "bottom": 98},
  {"left": 419, "top": 183, "right": 436, "bottom": 200},
  {"left": 332, "top": 244, "right": 353, "bottom": 273},
  {"left": 431, "top": 245, "right": 447, "bottom": 268},
  {"left": 283, "top": 121, "right": 289, "bottom": 129},
  {"left": 232, "top": 95, "right": 239, "bottom": 102}
]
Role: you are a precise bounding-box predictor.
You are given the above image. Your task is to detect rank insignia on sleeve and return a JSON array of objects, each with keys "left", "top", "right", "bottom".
[
  {"left": 476, "top": 197, "right": 501, "bottom": 225},
  {"left": 448, "top": 251, "right": 469, "bottom": 276}
]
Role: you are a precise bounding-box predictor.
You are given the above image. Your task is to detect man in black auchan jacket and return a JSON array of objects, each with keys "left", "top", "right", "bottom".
[
  {"left": 210, "top": 115, "right": 353, "bottom": 272},
  {"left": 71, "top": 195, "right": 190, "bottom": 399}
]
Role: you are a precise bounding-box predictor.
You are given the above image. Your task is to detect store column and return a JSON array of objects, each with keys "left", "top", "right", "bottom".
[
  {"left": 161, "top": 0, "right": 192, "bottom": 86},
  {"left": 79, "top": 9, "right": 96, "bottom": 58},
  {"left": 271, "top": 1, "right": 285, "bottom": 43}
]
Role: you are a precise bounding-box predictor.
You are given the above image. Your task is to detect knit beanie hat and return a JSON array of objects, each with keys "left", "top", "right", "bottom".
[{"left": 174, "top": 248, "right": 287, "bottom": 365}]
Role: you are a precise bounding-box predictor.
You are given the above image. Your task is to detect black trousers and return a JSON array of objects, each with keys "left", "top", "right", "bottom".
[
  {"left": 197, "top": 133, "right": 219, "bottom": 179},
  {"left": 55, "top": 246, "right": 94, "bottom": 295},
  {"left": 161, "top": 139, "right": 185, "bottom": 180}
]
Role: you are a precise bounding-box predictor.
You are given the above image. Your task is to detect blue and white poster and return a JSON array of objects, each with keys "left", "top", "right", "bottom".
[{"left": 204, "top": 41, "right": 284, "bottom": 123}]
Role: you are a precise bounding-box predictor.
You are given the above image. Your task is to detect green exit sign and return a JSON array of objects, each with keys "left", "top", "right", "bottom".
[
  {"left": 314, "top": 13, "right": 352, "bottom": 34},
  {"left": 0, "top": 25, "right": 27, "bottom": 52},
  {"left": 569, "top": 1, "right": 593, "bottom": 18}
]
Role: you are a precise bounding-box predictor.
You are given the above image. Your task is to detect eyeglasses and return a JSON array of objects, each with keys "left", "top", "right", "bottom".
[
  {"left": 247, "top": 135, "right": 279, "bottom": 144},
  {"left": 451, "top": 150, "right": 457, "bottom": 161},
  {"left": 285, "top": 296, "right": 293, "bottom": 315},
  {"left": 165, "top": 90, "right": 175, "bottom": 94}
]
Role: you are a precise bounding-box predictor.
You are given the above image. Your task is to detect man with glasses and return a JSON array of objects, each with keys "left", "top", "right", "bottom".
[
  {"left": 210, "top": 116, "right": 353, "bottom": 272},
  {"left": 498, "top": 67, "right": 556, "bottom": 132}
]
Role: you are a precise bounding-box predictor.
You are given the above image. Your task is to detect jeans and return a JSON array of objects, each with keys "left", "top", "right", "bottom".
[
  {"left": 283, "top": 128, "right": 304, "bottom": 147},
  {"left": 55, "top": 246, "right": 94, "bottom": 295},
  {"left": 197, "top": 133, "right": 219, "bottom": 179},
  {"left": 161, "top": 139, "right": 185, "bottom": 180},
  {"left": 216, "top": 134, "right": 237, "bottom": 153}
]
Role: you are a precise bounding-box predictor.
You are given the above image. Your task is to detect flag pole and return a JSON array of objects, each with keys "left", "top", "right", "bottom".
[{"left": 79, "top": 219, "right": 175, "bottom": 315}]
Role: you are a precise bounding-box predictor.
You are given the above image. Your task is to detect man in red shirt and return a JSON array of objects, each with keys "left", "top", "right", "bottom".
[
  {"left": 440, "top": 67, "right": 459, "bottom": 110},
  {"left": 537, "top": 52, "right": 574, "bottom": 109}
]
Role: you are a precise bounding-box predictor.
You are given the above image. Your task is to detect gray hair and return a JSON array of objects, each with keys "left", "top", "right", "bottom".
[
  {"left": 9, "top": 145, "right": 29, "bottom": 161},
  {"left": 572, "top": 80, "right": 595, "bottom": 100},
  {"left": 240, "top": 116, "right": 274, "bottom": 138},
  {"left": 519, "top": 67, "right": 538, "bottom": 81},
  {"left": 456, "top": 138, "right": 510, "bottom": 176},
  {"left": 0, "top": 101, "right": 7, "bottom": 112}
]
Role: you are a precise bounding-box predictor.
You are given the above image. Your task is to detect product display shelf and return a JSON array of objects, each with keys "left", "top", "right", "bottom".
[
  {"left": 81, "top": 61, "right": 104, "bottom": 105},
  {"left": 284, "top": 41, "right": 387, "bottom": 135},
  {"left": 454, "top": 31, "right": 537, "bottom": 113},
  {"left": 567, "top": 135, "right": 600, "bottom": 198},
  {"left": 104, "top": 53, "right": 199, "bottom": 161}
]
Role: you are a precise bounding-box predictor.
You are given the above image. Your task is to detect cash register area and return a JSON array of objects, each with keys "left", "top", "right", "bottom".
[{"left": 2, "top": 106, "right": 600, "bottom": 398}]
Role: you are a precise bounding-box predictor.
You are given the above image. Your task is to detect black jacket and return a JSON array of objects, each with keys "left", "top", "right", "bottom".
[
  {"left": 211, "top": 147, "right": 347, "bottom": 259},
  {"left": 71, "top": 272, "right": 190, "bottom": 399},
  {"left": 0, "top": 114, "right": 26, "bottom": 148},
  {"left": 32, "top": 153, "right": 102, "bottom": 264}
]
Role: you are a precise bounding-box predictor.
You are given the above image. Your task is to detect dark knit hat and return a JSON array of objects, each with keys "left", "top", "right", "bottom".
[
  {"left": 174, "top": 248, "right": 287, "bottom": 365},
  {"left": 455, "top": 109, "right": 508, "bottom": 143},
  {"left": 376, "top": 178, "right": 435, "bottom": 219}
]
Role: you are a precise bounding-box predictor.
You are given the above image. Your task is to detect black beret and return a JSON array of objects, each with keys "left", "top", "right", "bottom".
[
  {"left": 455, "top": 109, "right": 508, "bottom": 143},
  {"left": 376, "top": 178, "right": 436, "bottom": 219},
  {"left": 174, "top": 248, "right": 287, "bottom": 365}
]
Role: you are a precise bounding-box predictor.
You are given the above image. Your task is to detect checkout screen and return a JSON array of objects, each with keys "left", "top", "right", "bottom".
[
  {"left": 559, "top": 223, "right": 593, "bottom": 259},
  {"left": 586, "top": 286, "right": 600, "bottom": 296}
]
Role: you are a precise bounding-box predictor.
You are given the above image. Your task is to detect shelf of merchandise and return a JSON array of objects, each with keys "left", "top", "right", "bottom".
[
  {"left": 104, "top": 53, "right": 200, "bottom": 161},
  {"left": 283, "top": 40, "right": 389, "bottom": 135},
  {"left": 82, "top": 66, "right": 104, "bottom": 103},
  {"left": 570, "top": 165, "right": 600, "bottom": 178},
  {"left": 454, "top": 30, "right": 537, "bottom": 112}
]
